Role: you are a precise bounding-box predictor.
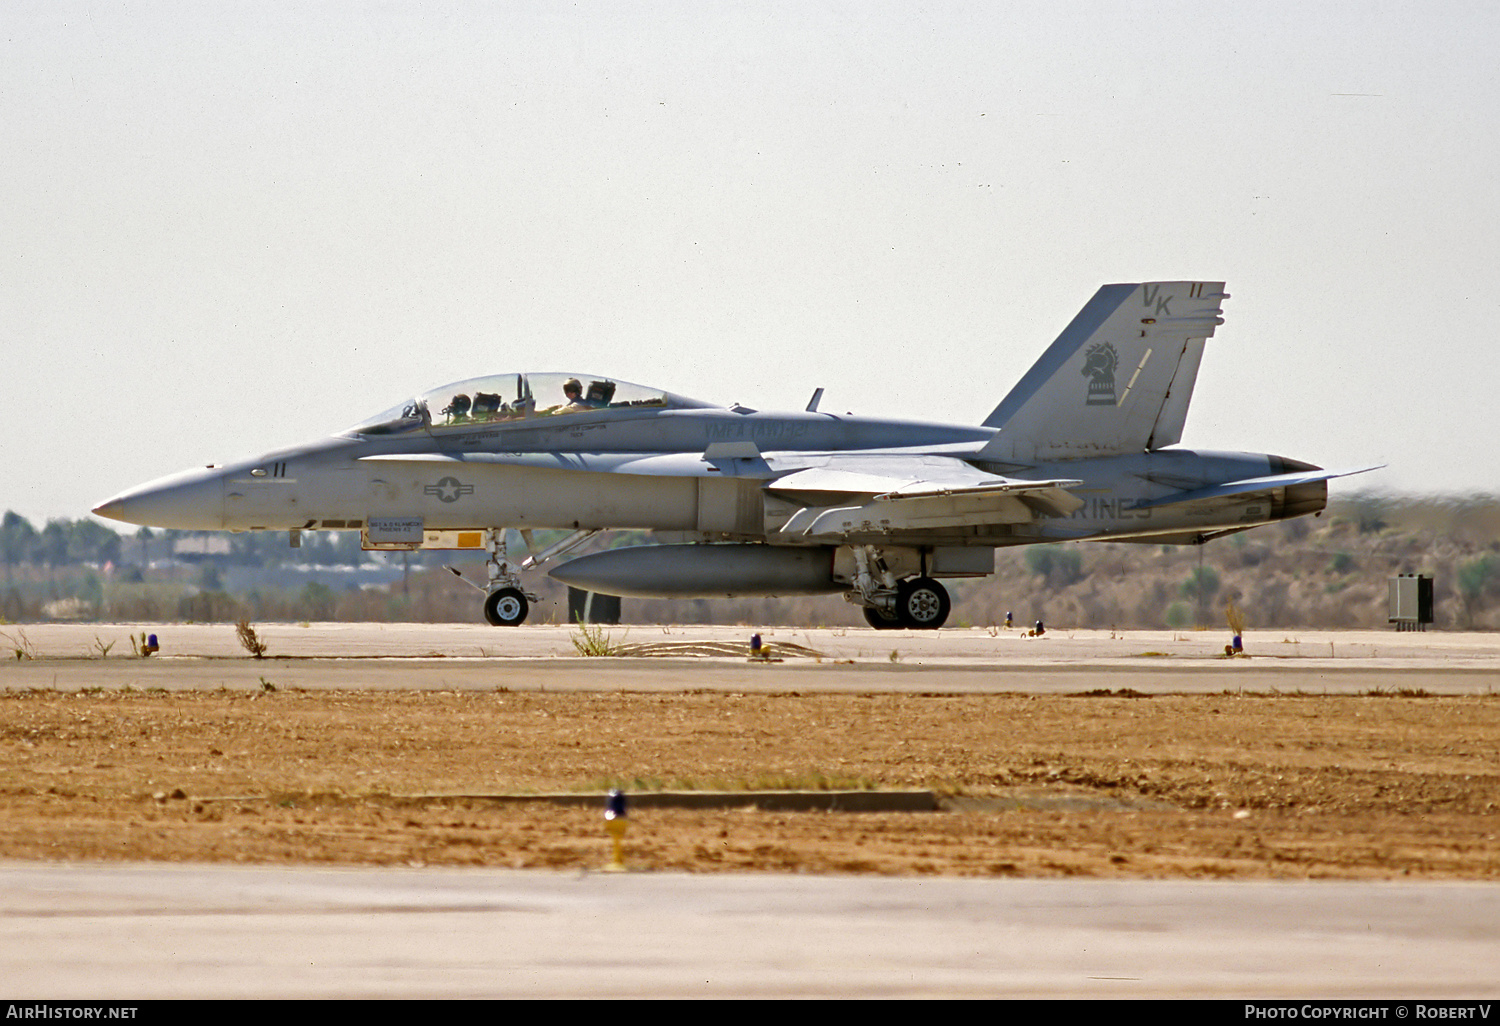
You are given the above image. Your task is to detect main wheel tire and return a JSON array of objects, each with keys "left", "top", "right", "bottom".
[
  {"left": 896, "top": 577, "right": 950, "bottom": 629},
  {"left": 862, "top": 605, "right": 902, "bottom": 630},
  {"left": 483, "top": 587, "right": 529, "bottom": 626}
]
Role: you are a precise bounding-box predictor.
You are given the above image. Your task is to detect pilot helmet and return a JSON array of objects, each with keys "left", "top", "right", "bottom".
[{"left": 564, "top": 377, "right": 582, "bottom": 395}]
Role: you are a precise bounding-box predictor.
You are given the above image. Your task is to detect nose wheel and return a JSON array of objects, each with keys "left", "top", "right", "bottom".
[{"left": 484, "top": 587, "right": 529, "bottom": 627}]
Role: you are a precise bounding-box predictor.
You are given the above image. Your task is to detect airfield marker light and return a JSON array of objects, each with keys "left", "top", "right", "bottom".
[
  {"left": 145, "top": 634, "right": 158, "bottom": 655},
  {"left": 1225, "top": 602, "right": 1247, "bottom": 656},
  {"left": 748, "top": 633, "right": 778, "bottom": 662},
  {"left": 1005, "top": 611, "right": 1013, "bottom": 629},
  {"left": 604, "top": 789, "right": 628, "bottom": 872}
]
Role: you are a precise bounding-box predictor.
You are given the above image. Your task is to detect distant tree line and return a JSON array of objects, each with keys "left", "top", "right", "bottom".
[
  {"left": 1, "top": 511, "right": 390, "bottom": 575},
  {"left": 0, "top": 510, "right": 442, "bottom": 623},
  {"left": 2, "top": 512, "right": 122, "bottom": 578}
]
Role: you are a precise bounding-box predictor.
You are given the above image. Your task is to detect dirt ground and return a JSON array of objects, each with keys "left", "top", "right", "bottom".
[{"left": 2, "top": 686, "right": 1496, "bottom": 878}]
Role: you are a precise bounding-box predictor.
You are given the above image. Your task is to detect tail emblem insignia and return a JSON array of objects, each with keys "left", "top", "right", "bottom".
[{"left": 1082, "top": 342, "right": 1118, "bottom": 406}]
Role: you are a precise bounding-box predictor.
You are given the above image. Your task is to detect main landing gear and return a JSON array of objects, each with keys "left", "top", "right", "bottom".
[
  {"left": 848, "top": 545, "right": 951, "bottom": 629},
  {"left": 861, "top": 576, "right": 952, "bottom": 630}
]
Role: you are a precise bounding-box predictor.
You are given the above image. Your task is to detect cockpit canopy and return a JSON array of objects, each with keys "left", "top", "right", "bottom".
[{"left": 346, "top": 372, "right": 718, "bottom": 436}]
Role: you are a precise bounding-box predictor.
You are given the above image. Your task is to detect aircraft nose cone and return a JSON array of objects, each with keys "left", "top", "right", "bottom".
[
  {"left": 91, "top": 497, "right": 128, "bottom": 523},
  {"left": 91, "top": 466, "right": 226, "bottom": 530}
]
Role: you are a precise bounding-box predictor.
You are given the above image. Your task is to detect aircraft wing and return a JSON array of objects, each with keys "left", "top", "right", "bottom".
[
  {"left": 767, "top": 456, "right": 1083, "bottom": 537},
  {"left": 362, "top": 450, "right": 1083, "bottom": 537},
  {"left": 1129, "top": 465, "right": 1384, "bottom": 510}
]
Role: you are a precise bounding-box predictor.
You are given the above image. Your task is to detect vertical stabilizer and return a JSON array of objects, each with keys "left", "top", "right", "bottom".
[{"left": 980, "top": 281, "right": 1227, "bottom": 461}]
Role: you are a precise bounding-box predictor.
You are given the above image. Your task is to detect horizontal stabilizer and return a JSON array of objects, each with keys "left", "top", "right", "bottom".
[{"left": 1130, "top": 466, "right": 1384, "bottom": 510}]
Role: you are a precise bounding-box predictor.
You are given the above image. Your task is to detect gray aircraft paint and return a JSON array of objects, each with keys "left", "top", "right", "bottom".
[{"left": 94, "top": 281, "right": 1377, "bottom": 628}]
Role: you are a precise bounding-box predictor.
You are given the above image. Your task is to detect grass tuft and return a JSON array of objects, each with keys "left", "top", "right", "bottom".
[
  {"left": 235, "top": 620, "right": 268, "bottom": 659},
  {"left": 571, "top": 623, "right": 628, "bottom": 656}
]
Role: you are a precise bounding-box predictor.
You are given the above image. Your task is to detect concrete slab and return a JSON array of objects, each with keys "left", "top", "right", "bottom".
[{"left": 2, "top": 862, "right": 1496, "bottom": 999}]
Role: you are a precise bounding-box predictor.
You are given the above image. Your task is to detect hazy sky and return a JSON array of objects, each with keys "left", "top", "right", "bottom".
[{"left": 5, "top": 1, "right": 1499, "bottom": 526}]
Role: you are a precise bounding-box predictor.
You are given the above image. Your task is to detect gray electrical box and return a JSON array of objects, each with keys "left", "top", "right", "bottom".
[{"left": 1388, "top": 574, "right": 1434, "bottom": 631}]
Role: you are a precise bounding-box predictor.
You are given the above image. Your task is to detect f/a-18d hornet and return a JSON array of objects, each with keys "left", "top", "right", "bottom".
[{"left": 94, "top": 281, "right": 1375, "bottom": 629}]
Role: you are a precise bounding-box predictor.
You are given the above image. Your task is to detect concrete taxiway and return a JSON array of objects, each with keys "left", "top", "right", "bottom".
[
  {"left": 3, "top": 623, "right": 1498, "bottom": 694},
  {"left": 3, "top": 861, "right": 1498, "bottom": 999}
]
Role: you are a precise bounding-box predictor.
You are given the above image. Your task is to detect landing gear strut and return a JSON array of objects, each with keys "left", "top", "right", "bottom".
[{"left": 481, "top": 529, "right": 536, "bottom": 627}]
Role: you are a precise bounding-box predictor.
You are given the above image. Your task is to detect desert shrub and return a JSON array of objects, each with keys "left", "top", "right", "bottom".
[
  {"left": 1025, "top": 546, "right": 1084, "bottom": 587},
  {"left": 1165, "top": 601, "right": 1193, "bottom": 628}
]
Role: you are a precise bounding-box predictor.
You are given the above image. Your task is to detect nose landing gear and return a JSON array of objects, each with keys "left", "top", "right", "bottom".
[
  {"left": 477, "top": 529, "right": 535, "bottom": 626},
  {"left": 483, "top": 587, "right": 530, "bottom": 627}
]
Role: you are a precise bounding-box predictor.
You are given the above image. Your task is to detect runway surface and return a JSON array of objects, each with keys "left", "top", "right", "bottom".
[
  {"left": 4, "top": 623, "right": 1497, "bottom": 998},
  {"left": 4, "top": 861, "right": 1498, "bottom": 999},
  {"left": 6, "top": 623, "right": 1499, "bottom": 694}
]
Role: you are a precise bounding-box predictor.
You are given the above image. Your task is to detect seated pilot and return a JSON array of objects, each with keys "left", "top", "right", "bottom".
[
  {"left": 562, "top": 378, "right": 589, "bottom": 410},
  {"left": 441, "top": 394, "right": 471, "bottom": 421}
]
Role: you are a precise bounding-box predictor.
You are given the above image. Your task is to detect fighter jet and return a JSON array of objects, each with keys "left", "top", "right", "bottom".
[{"left": 93, "top": 281, "right": 1374, "bottom": 629}]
